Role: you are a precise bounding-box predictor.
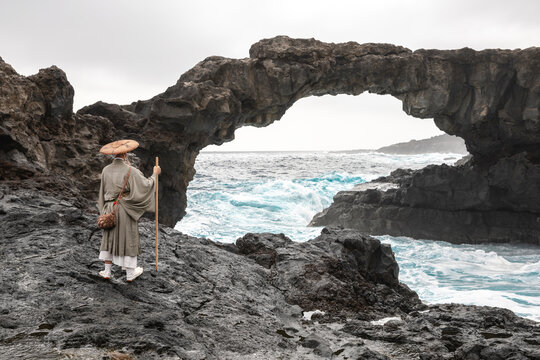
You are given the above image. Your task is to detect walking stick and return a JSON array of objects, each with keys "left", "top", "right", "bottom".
[{"left": 155, "top": 157, "right": 159, "bottom": 271}]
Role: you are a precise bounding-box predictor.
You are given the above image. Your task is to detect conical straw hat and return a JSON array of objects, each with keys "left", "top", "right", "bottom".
[{"left": 100, "top": 139, "right": 139, "bottom": 155}]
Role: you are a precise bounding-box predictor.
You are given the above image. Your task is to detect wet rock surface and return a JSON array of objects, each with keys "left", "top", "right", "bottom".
[
  {"left": 1, "top": 38, "right": 539, "bottom": 241},
  {"left": 1, "top": 187, "right": 539, "bottom": 359}
]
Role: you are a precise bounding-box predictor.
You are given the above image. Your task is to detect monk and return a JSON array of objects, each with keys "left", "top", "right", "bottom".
[{"left": 97, "top": 140, "right": 161, "bottom": 282}]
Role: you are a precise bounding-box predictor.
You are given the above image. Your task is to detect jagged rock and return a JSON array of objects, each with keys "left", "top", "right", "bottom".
[
  {"left": 342, "top": 304, "right": 540, "bottom": 359},
  {"left": 310, "top": 153, "right": 540, "bottom": 244},
  {"left": 1, "top": 188, "right": 538, "bottom": 359},
  {"left": 454, "top": 154, "right": 473, "bottom": 166},
  {"left": 28, "top": 66, "right": 74, "bottom": 121},
  {"left": 0, "top": 56, "right": 114, "bottom": 205},
  {"left": 230, "top": 228, "right": 419, "bottom": 317},
  {"left": 1, "top": 38, "right": 539, "bottom": 238}
]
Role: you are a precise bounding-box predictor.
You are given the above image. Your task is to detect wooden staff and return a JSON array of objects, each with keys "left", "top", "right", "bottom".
[{"left": 155, "top": 157, "right": 159, "bottom": 271}]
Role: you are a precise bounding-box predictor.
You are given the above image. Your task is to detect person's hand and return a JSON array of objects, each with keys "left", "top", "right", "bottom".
[{"left": 154, "top": 166, "right": 162, "bottom": 175}]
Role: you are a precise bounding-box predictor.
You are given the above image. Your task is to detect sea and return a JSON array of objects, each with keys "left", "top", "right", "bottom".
[{"left": 175, "top": 151, "right": 540, "bottom": 322}]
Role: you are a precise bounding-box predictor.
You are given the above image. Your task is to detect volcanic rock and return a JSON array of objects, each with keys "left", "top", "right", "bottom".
[
  {"left": 1, "top": 188, "right": 538, "bottom": 359},
  {"left": 1, "top": 38, "right": 539, "bottom": 243},
  {"left": 310, "top": 153, "right": 540, "bottom": 244}
]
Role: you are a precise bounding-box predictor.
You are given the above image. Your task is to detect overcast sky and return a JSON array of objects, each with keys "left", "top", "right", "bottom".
[{"left": 1, "top": 0, "right": 539, "bottom": 151}]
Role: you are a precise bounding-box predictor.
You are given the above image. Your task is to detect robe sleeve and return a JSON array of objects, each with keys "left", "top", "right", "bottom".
[{"left": 119, "top": 166, "right": 156, "bottom": 221}]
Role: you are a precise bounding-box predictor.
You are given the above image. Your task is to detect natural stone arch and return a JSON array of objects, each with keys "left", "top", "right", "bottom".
[
  {"left": 2, "top": 37, "right": 538, "bottom": 232},
  {"left": 81, "top": 36, "right": 538, "bottom": 226}
]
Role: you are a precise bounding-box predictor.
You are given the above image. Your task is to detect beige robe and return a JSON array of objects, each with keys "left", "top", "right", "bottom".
[{"left": 98, "top": 158, "right": 156, "bottom": 257}]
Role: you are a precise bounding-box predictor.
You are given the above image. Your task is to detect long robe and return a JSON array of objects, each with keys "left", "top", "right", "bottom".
[{"left": 98, "top": 158, "right": 156, "bottom": 257}]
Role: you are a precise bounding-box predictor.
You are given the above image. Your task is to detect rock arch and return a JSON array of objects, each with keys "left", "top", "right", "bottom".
[{"left": 1, "top": 37, "right": 539, "bottom": 242}]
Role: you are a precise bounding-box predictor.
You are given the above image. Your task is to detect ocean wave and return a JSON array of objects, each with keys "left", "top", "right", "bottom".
[{"left": 377, "top": 235, "right": 540, "bottom": 321}]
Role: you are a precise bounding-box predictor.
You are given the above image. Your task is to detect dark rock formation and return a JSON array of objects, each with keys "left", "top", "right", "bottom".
[
  {"left": 2, "top": 37, "right": 539, "bottom": 359},
  {"left": 1, "top": 188, "right": 538, "bottom": 359},
  {"left": 230, "top": 229, "right": 419, "bottom": 316},
  {"left": 0, "top": 58, "right": 114, "bottom": 204},
  {"left": 310, "top": 152, "right": 540, "bottom": 244},
  {"left": 376, "top": 134, "right": 468, "bottom": 155},
  {"left": 341, "top": 304, "right": 540, "bottom": 359},
  {"left": 1, "top": 38, "right": 539, "bottom": 241}
]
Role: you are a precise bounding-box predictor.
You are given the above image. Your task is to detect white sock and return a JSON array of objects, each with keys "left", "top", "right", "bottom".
[
  {"left": 125, "top": 267, "right": 134, "bottom": 278},
  {"left": 103, "top": 263, "right": 112, "bottom": 276}
]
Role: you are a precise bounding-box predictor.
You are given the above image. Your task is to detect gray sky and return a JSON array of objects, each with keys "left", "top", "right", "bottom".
[{"left": 1, "top": 0, "right": 539, "bottom": 151}]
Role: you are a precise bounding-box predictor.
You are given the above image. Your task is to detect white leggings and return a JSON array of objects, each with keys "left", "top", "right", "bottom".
[{"left": 99, "top": 250, "right": 137, "bottom": 270}]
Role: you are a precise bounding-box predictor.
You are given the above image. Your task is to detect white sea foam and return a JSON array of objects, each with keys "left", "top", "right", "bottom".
[{"left": 377, "top": 235, "right": 540, "bottom": 321}]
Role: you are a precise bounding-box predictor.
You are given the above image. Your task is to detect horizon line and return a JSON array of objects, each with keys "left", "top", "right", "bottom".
[{"left": 200, "top": 149, "right": 372, "bottom": 153}]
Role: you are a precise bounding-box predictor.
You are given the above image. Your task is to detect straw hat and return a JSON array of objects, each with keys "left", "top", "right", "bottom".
[{"left": 99, "top": 139, "right": 139, "bottom": 155}]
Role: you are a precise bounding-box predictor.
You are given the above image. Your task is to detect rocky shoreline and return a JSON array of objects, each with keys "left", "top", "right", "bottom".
[
  {"left": 309, "top": 154, "right": 540, "bottom": 245},
  {"left": 1, "top": 36, "right": 540, "bottom": 358},
  {"left": 1, "top": 187, "right": 539, "bottom": 359}
]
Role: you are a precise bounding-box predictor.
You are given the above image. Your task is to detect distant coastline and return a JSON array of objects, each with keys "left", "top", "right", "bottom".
[{"left": 201, "top": 134, "right": 468, "bottom": 155}]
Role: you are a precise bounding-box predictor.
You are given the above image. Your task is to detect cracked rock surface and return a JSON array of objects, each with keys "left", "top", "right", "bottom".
[{"left": 1, "top": 187, "right": 538, "bottom": 359}]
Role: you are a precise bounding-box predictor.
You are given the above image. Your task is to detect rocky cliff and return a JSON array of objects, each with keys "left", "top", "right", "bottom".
[
  {"left": 1, "top": 37, "right": 539, "bottom": 241},
  {"left": 310, "top": 154, "right": 540, "bottom": 244},
  {"left": 1, "top": 188, "right": 538, "bottom": 359}
]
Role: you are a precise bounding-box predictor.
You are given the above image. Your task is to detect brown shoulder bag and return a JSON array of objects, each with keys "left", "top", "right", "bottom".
[{"left": 97, "top": 167, "right": 131, "bottom": 230}]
